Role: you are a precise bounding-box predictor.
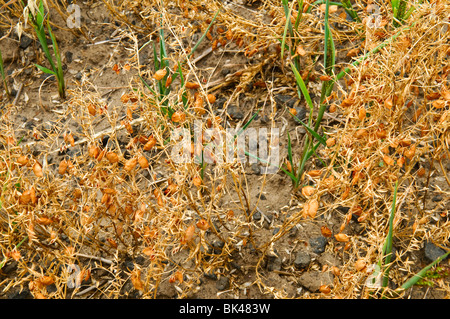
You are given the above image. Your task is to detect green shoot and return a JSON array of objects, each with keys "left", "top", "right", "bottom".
[
  {"left": 0, "top": 49, "right": 10, "bottom": 97},
  {"left": 28, "top": 0, "right": 66, "bottom": 99},
  {"left": 381, "top": 180, "right": 398, "bottom": 288}
]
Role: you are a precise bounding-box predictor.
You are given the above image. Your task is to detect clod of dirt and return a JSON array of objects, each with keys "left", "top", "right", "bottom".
[
  {"left": 294, "top": 251, "right": 311, "bottom": 270},
  {"left": 298, "top": 271, "right": 333, "bottom": 293}
]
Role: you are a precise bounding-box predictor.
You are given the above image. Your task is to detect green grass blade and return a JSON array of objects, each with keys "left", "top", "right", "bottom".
[
  {"left": 188, "top": 7, "right": 220, "bottom": 59},
  {"left": 47, "top": 21, "right": 65, "bottom": 98},
  {"left": 0, "top": 49, "right": 9, "bottom": 96},
  {"left": 35, "top": 64, "right": 56, "bottom": 75},
  {"left": 400, "top": 250, "right": 450, "bottom": 290},
  {"left": 290, "top": 63, "right": 313, "bottom": 111},
  {"left": 382, "top": 181, "right": 399, "bottom": 288}
]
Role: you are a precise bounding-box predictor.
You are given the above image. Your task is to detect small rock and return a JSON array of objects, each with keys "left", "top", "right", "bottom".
[
  {"left": 432, "top": 195, "right": 442, "bottom": 202},
  {"left": 252, "top": 211, "right": 261, "bottom": 221},
  {"left": 294, "top": 251, "right": 311, "bottom": 270},
  {"left": 216, "top": 276, "right": 230, "bottom": 291},
  {"left": 259, "top": 194, "right": 267, "bottom": 200},
  {"left": 19, "top": 35, "right": 33, "bottom": 50},
  {"left": 275, "top": 94, "right": 296, "bottom": 108},
  {"left": 292, "top": 107, "right": 307, "bottom": 124},
  {"left": 227, "top": 105, "right": 244, "bottom": 120},
  {"left": 267, "top": 256, "right": 282, "bottom": 271},
  {"left": 272, "top": 227, "right": 280, "bottom": 235},
  {"left": 74, "top": 72, "right": 83, "bottom": 81},
  {"left": 204, "top": 271, "right": 218, "bottom": 280},
  {"left": 424, "top": 241, "right": 448, "bottom": 263},
  {"left": 1, "top": 260, "right": 18, "bottom": 274},
  {"left": 309, "top": 236, "right": 327, "bottom": 254},
  {"left": 65, "top": 51, "right": 73, "bottom": 63}
]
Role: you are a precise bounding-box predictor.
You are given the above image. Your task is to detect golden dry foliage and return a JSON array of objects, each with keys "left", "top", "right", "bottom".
[{"left": 0, "top": 0, "right": 449, "bottom": 300}]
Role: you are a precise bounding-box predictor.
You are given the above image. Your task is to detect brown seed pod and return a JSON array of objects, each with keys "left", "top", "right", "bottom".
[
  {"left": 182, "top": 224, "right": 196, "bottom": 244},
  {"left": 106, "top": 238, "right": 118, "bottom": 249},
  {"left": 432, "top": 99, "right": 446, "bottom": 109},
  {"left": 138, "top": 155, "right": 149, "bottom": 169},
  {"left": 165, "top": 74, "right": 173, "bottom": 87},
  {"left": 335, "top": 233, "right": 349, "bottom": 242},
  {"left": 58, "top": 159, "right": 68, "bottom": 175},
  {"left": 87, "top": 103, "right": 96, "bottom": 116},
  {"left": 19, "top": 190, "right": 32, "bottom": 205},
  {"left": 404, "top": 144, "right": 416, "bottom": 159},
  {"left": 330, "top": 266, "right": 340, "bottom": 276},
  {"left": 185, "top": 81, "right": 200, "bottom": 89},
  {"left": 153, "top": 69, "right": 167, "bottom": 81},
  {"left": 131, "top": 270, "right": 144, "bottom": 291},
  {"left": 384, "top": 98, "right": 393, "bottom": 109},
  {"left": 192, "top": 176, "right": 202, "bottom": 187},
  {"left": 124, "top": 158, "right": 137, "bottom": 172},
  {"left": 329, "top": 103, "right": 337, "bottom": 113},
  {"left": 307, "top": 169, "right": 322, "bottom": 177},
  {"left": 346, "top": 47, "right": 360, "bottom": 57},
  {"left": 106, "top": 152, "right": 119, "bottom": 163},
  {"left": 326, "top": 137, "right": 336, "bottom": 147},
  {"left": 194, "top": 94, "right": 206, "bottom": 115},
  {"left": 321, "top": 226, "right": 332, "bottom": 238},
  {"left": 38, "top": 276, "right": 54, "bottom": 286},
  {"left": 417, "top": 167, "right": 426, "bottom": 177},
  {"left": 196, "top": 219, "right": 209, "bottom": 231},
  {"left": 171, "top": 110, "right": 186, "bottom": 123},
  {"left": 32, "top": 162, "right": 43, "bottom": 177},
  {"left": 354, "top": 259, "right": 367, "bottom": 271},
  {"left": 340, "top": 98, "right": 354, "bottom": 108},
  {"left": 143, "top": 136, "right": 157, "bottom": 151},
  {"left": 382, "top": 154, "right": 395, "bottom": 166},
  {"left": 36, "top": 216, "right": 53, "bottom": 225},
  {"left": 64, "top": 133, "right": 75, "bottom": 147},
  {"left": 319, "top": 285, "right": 331, "bottom": 294},
  {"left": 289, "top": 108, "right": 297, "bottom": 116},
  {"left": 88, "top": 145, "right": 100, "bottom": 159},
  {"left": 17, "top": 155, "right": 29, "bottom": 166},
  {"left": 303, "top": 198, "right": 319, "bottom": 218},
  {"left": 301, "top": 186, "right": 315, "bottom": 197},
  {"left": 207, "top": 94, "right": 216, "bottom": 103},
  {"left": 358, "top": 107, "right": 366, "bottom": 121}
]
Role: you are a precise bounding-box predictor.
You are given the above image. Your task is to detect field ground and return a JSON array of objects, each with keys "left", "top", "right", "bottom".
[{"left": 0, "top": 0, "right": 449, "bottom": 299}]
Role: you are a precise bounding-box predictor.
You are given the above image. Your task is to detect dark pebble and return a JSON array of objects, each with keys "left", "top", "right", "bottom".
[
  {"left": 252, "top": 211, "right": 261, "bottom": 221},
  {"left": 275, "top": 94, "right": 296, "bottom": 108},
  {"left": 432, "top": 195, "right": 442, "bottom": 202},
  {"left": 292, "top": 107, "right": 307, "bottom": 124},
  {"left": 309, "top": 236, "right": 327, "bottom": 254},
  {"left": 267, "top": 256, "right": 282, "bottom": 271},
  {"left": 19, "top": 35, "right": 33, "bottom": 50},
  {"left": 424, "top": 241, "right": 448, "bottom": 263},
  {"left": 294, "top": 251, "right": 311, "bottom": 270},
  {"left": 204, "top": 271, "right": 218, "bottom": 280},
  {"left": 216, "top": 276, "right": 230, "bottom": 291},
  {"left": 1, "top": 260, "right": 18, "bottom": 274},
  {"left": 289, "top": 226, "right": 298, "bottom": 238},
  {"left": 227, "top": 105, "right": 244, "bottom": 120},
  {"left": 65, "top": 51, "right": 73, "bottom": 63},
  {"left": 272, "top": 227, "right": 280, "bottom": 235}
]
